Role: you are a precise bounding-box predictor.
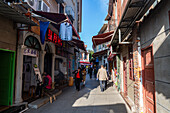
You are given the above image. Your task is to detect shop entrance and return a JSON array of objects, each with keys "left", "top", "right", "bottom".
[
  {"left": 0, "top": 49, "right": 15, "bottom": 106},
  {"left": 142, "top": 47, "right": 155, "bottom": 113},
  {"left": 44, "top": 53, "right": 52, "bottom": 75},
  {"left": 22, "top": 36, "right": 41, "bottom": 101},
  {"left": 44, "top": 44, "right": 52, "bottom": 76},
  {"left": 22, "top": 55, "right": 37, "bottom": 101}
]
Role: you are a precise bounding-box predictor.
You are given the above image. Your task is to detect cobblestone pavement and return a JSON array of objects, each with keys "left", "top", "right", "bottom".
[{"left": 25, "top": 75, "right": 132, "bottom": 113}]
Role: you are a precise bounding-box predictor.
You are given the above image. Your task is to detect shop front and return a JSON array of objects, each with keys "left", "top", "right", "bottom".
[{"left": 22, "top": 36, "right": 41, "bottom": 101}]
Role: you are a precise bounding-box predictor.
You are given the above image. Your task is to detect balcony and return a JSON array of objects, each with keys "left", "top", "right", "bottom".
[{"left": 65, "top": 6, "right": 75, "bottom": 21}]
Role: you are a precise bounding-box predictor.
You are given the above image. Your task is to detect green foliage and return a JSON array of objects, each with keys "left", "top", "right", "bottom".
[{"left": 88, "top": 49, "right": 94, "bottom": 60}]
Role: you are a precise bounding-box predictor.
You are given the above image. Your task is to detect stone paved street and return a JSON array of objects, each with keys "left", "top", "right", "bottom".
[{"left": 25, "top": 75, "right": 131, "bottom": 113}]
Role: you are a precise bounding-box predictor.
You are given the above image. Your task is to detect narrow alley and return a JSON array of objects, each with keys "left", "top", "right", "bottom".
[{"left": 25, "top": 75, "right": 131, "bottom": 113}]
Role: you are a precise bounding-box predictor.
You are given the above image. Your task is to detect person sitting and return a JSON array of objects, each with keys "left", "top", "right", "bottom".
[{"left": 42, "top": 72, "right": 52, "bottom": 96}]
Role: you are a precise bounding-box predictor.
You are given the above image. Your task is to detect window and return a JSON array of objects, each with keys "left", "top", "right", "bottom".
[
  {"left": 43, "top": 2, "right": 48, "bottom": 12},
  {"left": 60, "top": 3, "right": 64, "bottom": 14},
  {"left": 80, "top": 53, "right": 82, "bottom": 59},
  {"left": 24, "top": 36, "right": 41, "bottom": 50},
  {"left": 121, "top": 0, "right": 123, "bottom": 5},
  {"left": 37, "top": 1, "right": 49, "bottom": 12},
  {"left": 98, "top": 45, "right": 101, "bottom": 50},
  {"left": 129, "top": 46, "right": 134, "bottom": 80},
  {"left": 94, "top": 48, "right": 96, "bottom": 53},
  {"left": 38, "top": 1, "right": 42, "bottom": 10},
  {"left": 84, "top": 53, "right": 87, "bottom": 60}
]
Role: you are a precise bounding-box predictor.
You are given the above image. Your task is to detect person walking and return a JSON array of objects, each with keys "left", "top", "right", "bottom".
[
  {"left": 73, "top": 67, "right": 83, "bottom": 91},
  {"left": 89, "top": 67, "right": 93, "bottom": 79},
  {"left": 94, "top": 67, "right": 97, "bottom": 79},
  {"left": 82, "top": 68, "right": 87, "bottom": 86},
  {"left": 35, "top": 74, "right": 43, "bottom": 98},
  {"left": 97, "top": 65, "right": 108, "bottom": 92}
]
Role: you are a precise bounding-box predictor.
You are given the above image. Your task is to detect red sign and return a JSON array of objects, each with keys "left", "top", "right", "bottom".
[{"left": 47, "top": 29, "right": 62, "bottom": 46}]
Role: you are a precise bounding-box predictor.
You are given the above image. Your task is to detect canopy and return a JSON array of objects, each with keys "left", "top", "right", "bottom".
[
  {"left": 80, "top": 61, "right": 92, "bottom": 66},
  {"left": 33, "top": 11, "right": 80, "bottom": 39},
  {"left": 92, "top": 49, "right": 108, "bottom": 58},
  {"left": 110, "top": 0, "right": 155, "bottom": 45},
  {"left": 92, "top": 31, "right": 114, "bottom": 47},
  {"left": 0, "top": 1, "right": 36, "bottom": 25},
  {"left": 71, "top": 38, "right": 86, "bottom": 51}
]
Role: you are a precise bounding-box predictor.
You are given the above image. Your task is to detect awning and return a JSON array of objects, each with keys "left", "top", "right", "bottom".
[
  {"left": 110, "top": 0, "right": 155, "bottom": 46},
  {"left": 92, "top": 49, "right": 108, "bottom": 58},
  {"left": 79, "top": 61, "right": 91, "bottom": 64},
  {"left": 79, "top": 61, "right": 92, "bottom": 66},
  {"left": 0, "top": 1, "right": 36, "bottom": 25},
  {"left": 92, "top": 31, "right": 114, "bottom": 47},
  {"left": 71, "top": 38, "right": 86, "bottom": 51},
  {"left": 33, "top": 11, "right": 80, "bottom": 39}
]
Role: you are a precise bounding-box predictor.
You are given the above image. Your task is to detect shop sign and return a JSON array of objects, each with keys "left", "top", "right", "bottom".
[
  {"left": 33, "top": 67, "right": 42, "bottom": 82},
  {"left": 46, "top": 29, "right": 62, "bottom": 47},
  {"left": 24, "top": 48, "right": 38, "bottom": 57}
]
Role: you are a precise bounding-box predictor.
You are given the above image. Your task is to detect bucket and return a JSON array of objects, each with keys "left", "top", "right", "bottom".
[{"left": 69, "top": 77, "right": 74, "bottom": 86}]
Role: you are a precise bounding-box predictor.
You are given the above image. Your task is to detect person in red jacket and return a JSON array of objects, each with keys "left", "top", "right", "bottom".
[
  {"left": 42, "top": 72, "right": 52, "bottom": 90},
  {"left": 73, "top": 67, "right": 83, "bottom": 91}
]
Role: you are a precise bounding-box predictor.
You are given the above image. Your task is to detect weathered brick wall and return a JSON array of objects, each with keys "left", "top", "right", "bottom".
[
  {"left": 132, "top": 22, "right": 141, "bottom": 112},
  {"left": 0, "top": 16, "right": 17, "bottom": 51},
  {"left": 117, "top": 0, "right": 121, "bottom": 25}
]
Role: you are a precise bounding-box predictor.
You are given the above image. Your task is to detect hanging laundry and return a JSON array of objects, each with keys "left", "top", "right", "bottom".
[
  {"left": 59, "top": 22, "right": 67, "bottom": 40},
  {"left": 59, "top": 22, "right": 73, "bottom": 41},
  {"left": 66, "top": 22, "right": 72, "bottom": 41}
]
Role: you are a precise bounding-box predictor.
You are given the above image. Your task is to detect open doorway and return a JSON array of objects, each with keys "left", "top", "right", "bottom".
[
  {"left": 22, "top": 55, "right": 37, "bottom": 101},
  {"left": 44, "top": 44, "right": 52, "bottom": 76}
]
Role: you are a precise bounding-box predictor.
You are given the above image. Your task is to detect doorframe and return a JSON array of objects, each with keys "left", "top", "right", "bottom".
[
  {"left": 123, "top": 56, "right": 127, "bottom": 96},
  {"left": 141, "top": 45, "right": 156, "bottom": 113},
  {"left": 0, "top": 48, "right": 15, "bottom": 105}
]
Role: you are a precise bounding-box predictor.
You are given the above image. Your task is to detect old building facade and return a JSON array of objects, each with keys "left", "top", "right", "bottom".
[{"left": 106, "top": 0, "right": 170, "bottom": 113}]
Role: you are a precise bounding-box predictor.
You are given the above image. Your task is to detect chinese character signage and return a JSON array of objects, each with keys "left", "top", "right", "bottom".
[
  {"left": 24, "top": 48, "right": 38, "bottom": 57},
  {"left": 46, "top": 29, "right": 62, "bottom": 47}
]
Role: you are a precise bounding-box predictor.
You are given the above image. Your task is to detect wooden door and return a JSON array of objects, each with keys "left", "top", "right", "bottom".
[
  {"left": 142, "top": 47, "right": 155, "bottom": 113},
  {"left": 123, "top": 57, "right": 127, "bottom": 96}
]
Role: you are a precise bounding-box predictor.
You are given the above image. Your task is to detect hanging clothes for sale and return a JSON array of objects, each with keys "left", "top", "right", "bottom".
[
  {"left": 66, "top": 23, "right": 72, "bottom": 41},
  {"left": 59, "top": 22, "right": 73, "bottom": 41}
]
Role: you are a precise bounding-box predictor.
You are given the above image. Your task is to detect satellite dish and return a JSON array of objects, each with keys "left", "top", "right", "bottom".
[{"left": 27, "top": 0, "right": 34, "bottom": 6}]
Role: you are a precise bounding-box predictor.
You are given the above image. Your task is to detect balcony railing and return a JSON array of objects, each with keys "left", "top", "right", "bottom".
[{"left": 65, "top": 6, "right": 75, "bottom": 21}]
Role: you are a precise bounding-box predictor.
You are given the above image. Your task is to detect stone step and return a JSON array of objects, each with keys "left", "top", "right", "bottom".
[
  {"left": 1, "top": 103, "right": 27, "bottom": 113},
  {"left": 28, "top": 90, "right": 62, "bottom": 109}
]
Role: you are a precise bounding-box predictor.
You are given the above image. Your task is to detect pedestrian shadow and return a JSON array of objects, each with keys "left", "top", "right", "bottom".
[{"left": 105, "top": 81, "right": 114, "bottom": 90}]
